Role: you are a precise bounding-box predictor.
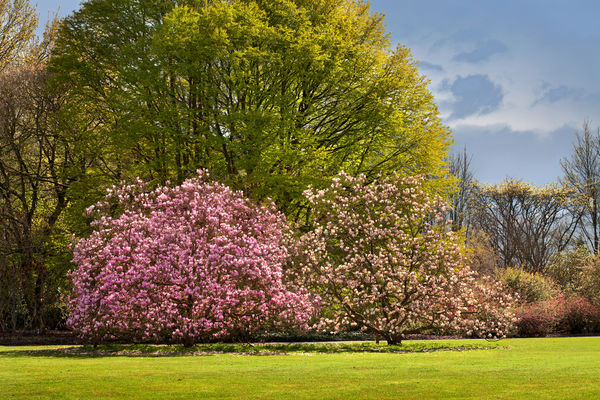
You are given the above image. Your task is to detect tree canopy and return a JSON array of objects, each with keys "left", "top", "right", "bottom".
[
  {"left": 0, "top": 0, "right": 37, "bottom": 71},
  {"left": 0, "top": 0, "right": 466, "bottom": 335},
  {"left": 50, "top": 0, "right": 452, "bottom": 216}
]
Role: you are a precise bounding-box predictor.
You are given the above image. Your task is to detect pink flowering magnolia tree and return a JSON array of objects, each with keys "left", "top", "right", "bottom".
[
  {"left": 289, "top": 172, "right": 515, "bottom": 345},
  {"left": 68, "top": 171, "right": 315, "bottom": 346}
]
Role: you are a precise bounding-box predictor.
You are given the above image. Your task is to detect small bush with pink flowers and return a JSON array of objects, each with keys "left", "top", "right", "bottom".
[
  {"left": 68, "top": 171, "right": 315, "bottom": 346},
  {"left": 288, "top": 172, "right": 516, "bottom": 345}
]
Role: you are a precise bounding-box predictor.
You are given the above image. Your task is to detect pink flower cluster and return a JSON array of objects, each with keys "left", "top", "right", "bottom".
[
  {"left": 68, "top": 171, "right": 315, "bottom": 345},
  {"left": 289, "top": 172, "right": 515, "bottom": 344}
]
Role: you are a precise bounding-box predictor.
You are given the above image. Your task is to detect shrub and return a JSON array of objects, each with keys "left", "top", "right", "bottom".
[
  {"left": 515, "top": 296, "right": 600, "bottom": 337},
  {"left": 497, "top": 267, "right": 558, "bottom": 304},
  {"left": 289, "top": 172, "right": 515, "bottom": 345},
  {"left": 515, "top": 299, "right": 561, "bottom": 337},
  {"left": 546, "top": 248, "right": 600, "bottom": 307},
  {"left": 466, "top": 232, "right": 498, "bottom": 277},
  {"left": 557, "top": 296, "right": 600, "bottom": 334},
  {"left": 546, "top": 246, "right": 591, "bottom": 294},
  {"left": 68, "top": 171, "right": 315, "bottom": 346},
  {"left": 579, "top": 258, "right": 600, "bottom": 306}
]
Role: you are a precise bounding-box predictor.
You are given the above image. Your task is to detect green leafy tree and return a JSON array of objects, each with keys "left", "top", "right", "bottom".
[
  {"left": 0, "top": 0, "right": 37, "bottom": 71},
  {"left": 50, "top": 0, "right": 452, "bottom": 217}
]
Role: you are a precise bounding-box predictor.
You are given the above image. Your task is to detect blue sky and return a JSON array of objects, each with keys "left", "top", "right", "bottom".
[
  {"left": 35, "top": 0, "right": 80, "bottom": 27},
  {"left": 370, "top": 0, "right": 600, "bottom": 184},
  {"left": 39, "top": 1, "right": 600, "bottom": 184}
]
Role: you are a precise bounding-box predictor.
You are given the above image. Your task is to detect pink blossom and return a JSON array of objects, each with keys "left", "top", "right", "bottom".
[
  {"left": 288, "top": 172, "right": 515, "bottom": 345},
  {"left": 68, "top": 171, "right": 316, "bottom": 345}
]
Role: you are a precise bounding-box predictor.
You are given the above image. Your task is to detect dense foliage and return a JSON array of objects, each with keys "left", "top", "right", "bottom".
[
  {"left": 497, "top": 267, "right": 558, "bottom": 304},
  {"left": 515, "top": 296, "right": 600, "bottom": 337},
  {"left": 68, "top": 172, "right": 314, "bottom": 345},
  {"left": 0, "top": 0, "right": 455, "bottom": 334},
  {"left": 50, "top": 0, "right": 452, "bottom": 216},
  {"left": 289, "top": 172, "right": 515, "bottom": 344}
]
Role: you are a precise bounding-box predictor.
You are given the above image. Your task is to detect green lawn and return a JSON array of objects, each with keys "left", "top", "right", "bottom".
[{"left": 1, "top": 337, "right": 599, "bottom": 399}]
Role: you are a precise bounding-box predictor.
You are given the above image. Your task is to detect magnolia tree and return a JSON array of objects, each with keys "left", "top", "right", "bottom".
[
  {"left": 289, "top": 172, "right": 515, "bottom": 345},
  {"left": 68, "top": 171, "right": 315, "bottom": 346}
]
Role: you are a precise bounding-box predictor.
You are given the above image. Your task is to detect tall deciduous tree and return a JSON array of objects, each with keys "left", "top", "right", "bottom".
[
  {"left": 561, "top": 121, "right": 600, "bottom": 254},
  {"left": 0, "top": 1, "right": 45, "bottom": 331},
  {"left": 50, "top": 0, "right": 452, "bottom": 216},
  {"left": 0, "top": 12, "right": 93, "bottom": 331}
]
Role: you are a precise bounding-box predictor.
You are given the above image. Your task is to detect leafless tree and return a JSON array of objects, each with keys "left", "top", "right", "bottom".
[
  {"left": 470, "top": 180, "right": 582, "bottom": 273},
  {"left": 561, "top": 121, "right": 600, "bottom": 254},
  {"left": 448, "top": 147, "right": 474, "bottom": 233}
]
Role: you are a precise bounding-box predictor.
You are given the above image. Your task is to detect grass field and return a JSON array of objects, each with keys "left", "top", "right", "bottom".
[{"left": 1, "top": 337, "right": 600, "bottom": 399}]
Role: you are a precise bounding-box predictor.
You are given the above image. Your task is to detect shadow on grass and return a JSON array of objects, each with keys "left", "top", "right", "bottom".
[{"left": 0, "top": 341, "right": 502, "bottom": 359}]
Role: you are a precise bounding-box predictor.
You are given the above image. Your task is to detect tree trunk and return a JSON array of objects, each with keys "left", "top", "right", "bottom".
[
  {"left": 386, "top": 334, "right": 402, "bottom": 346},
  {"left": 593, "top": 198, "right": 598, "bottom": 254},
  {"left": 32, "top": 267, "right": 45, "bottom": 332},
  {"left": 182, "top": 335, "right": 195, "bottom": 348}
]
